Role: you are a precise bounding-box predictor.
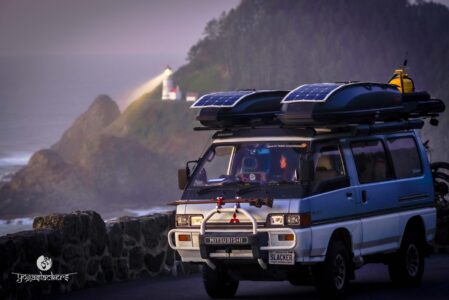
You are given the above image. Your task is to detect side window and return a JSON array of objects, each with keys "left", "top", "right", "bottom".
[
  {"left": 387, "top": 137, "right": 422, "bottom": 178},
  {"left": 351, "top": 140, "right": 393, "bottom": 184},
  {"left": 314, "top": 144, "right": 346, "bottom": 181}
]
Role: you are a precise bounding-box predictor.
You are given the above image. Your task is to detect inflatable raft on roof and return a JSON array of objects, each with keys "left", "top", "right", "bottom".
[{"left": 191, "top": 81, "right": 445, "bottom": 131}]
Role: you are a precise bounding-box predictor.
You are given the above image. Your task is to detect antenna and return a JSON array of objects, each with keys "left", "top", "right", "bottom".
[{"left": 402, "top": 50, "right": 409, "bottom": 68}]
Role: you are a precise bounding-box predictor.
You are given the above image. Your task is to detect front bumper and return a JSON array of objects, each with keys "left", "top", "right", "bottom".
[{"left": 168, "top": 207, "right": 298, "bottom": 269}]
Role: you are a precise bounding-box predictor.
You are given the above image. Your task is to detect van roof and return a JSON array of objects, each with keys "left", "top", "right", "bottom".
[{"left": 210, "top": 122, "right": 421, "bottom": 143}]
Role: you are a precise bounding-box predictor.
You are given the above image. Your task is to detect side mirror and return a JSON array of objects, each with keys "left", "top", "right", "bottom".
[
  {"left": 299, "top": 158, "right": 315, "bottom": 182},
  {"left": 178, "top": 168, "right": 189, "bottom": 190},
  {"left": 178, "top": 160, "right": 198, "bottom": 190}
]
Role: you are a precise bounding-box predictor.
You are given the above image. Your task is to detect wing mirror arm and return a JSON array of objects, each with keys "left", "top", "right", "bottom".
[{"left": 186, "top": 160, "right": 198, "bottom": 177}]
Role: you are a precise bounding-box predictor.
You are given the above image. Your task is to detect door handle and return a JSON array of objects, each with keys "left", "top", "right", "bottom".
[
  {"left": 346, "top": 192, "right": 353, "bottom": 200},
  {"left": 361, "top": 190, "right": 368, "bottom": 204}
]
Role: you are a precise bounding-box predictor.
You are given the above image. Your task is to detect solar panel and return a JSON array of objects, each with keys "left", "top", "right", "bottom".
[
  {"left": 281, "top": 83, "right": 344, "bottom": 103},
  {"left": 191, "top": 91, "right": 255, "bottom": 108}
]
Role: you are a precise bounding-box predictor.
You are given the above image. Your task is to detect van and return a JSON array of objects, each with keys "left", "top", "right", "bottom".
[{"left": 168, "top": 82, "right": 445, "bottom": 298}]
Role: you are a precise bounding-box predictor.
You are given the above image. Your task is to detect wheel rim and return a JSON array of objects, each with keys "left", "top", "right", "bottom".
[
  {"left": 333, "top": 254, "right": 346, "bottom": 290},
  {"left": 406, "top": 244, "right": 420, "bottom": 277}
]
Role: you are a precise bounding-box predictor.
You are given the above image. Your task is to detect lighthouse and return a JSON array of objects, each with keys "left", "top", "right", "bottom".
[{"left": 162, "top": 66, "right": 174, "bottom": 100}]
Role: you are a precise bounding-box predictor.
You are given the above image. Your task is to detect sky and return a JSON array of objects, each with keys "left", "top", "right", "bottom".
[
  {"left": 0, "top": 0, "right": 239, "bottom": 57},
  {"left": 1, "top": 0, "right": 447, "bottom": 57}
]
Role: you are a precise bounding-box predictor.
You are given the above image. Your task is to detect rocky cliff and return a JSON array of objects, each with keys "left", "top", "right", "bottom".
[
  {"left": 0, "top": 95, "right": 182, "bottom": 218},
  {"left": 0, "top": 150, "right": 96, "bottom": 217},
  {"left": 106, "top": 98, "right": 209, "bottom": 165},
  {"left": 52, "top": 95, "right": 120, "bottom": 163}
]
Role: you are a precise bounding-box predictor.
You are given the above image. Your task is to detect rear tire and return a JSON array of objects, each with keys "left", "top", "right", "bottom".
[
  {"left": 313, "top": 240, "right": 350, "bottom": 298},
  {"left": 202, "top": 265, "right": 239, "bottom": 299},
  {"left": 388, "top": 231, "right": 425, "bottom": 286}
]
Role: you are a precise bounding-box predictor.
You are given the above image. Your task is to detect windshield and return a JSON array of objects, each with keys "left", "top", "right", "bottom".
[{"left": 190, "top": 142, "right": 309, "bottom": 187}]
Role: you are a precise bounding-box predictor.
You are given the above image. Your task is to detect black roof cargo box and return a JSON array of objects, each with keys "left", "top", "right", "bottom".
[
  {"left": 401, "top": 91, "right": 445, "bottom": 118},
  {"left": 191, "top": 90, "right": 288, "bottom": 128},
  {"left": 278, "top": 83, "right": 403, "bottom": 125}
]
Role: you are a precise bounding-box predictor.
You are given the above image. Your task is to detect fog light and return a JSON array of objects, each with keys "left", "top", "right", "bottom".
[
  {"left": 278, "top": 234, "right": 294, "bottom": 241},
  {"left": 178, "top": 234, "right": 191, "bottom": 242},
  {"left": 176, "top": 215, "right": 189, "bottom": 227}
]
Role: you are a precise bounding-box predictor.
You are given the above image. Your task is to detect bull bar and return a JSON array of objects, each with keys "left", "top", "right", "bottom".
[{"left": 168, "top": 206, "right": 297, "bottom": 270}]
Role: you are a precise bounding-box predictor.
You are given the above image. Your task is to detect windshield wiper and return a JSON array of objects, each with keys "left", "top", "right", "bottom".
[
  {"left": 268, "top": 180, "right": 300, "bottom": 186},
  {"left": 196, "top": 180, "right": 246, "bottom": 195},
  {"left": 237, "top": 183, "right": 263, "bottom": 195},
  {"left": 197, "top": 185, "right": 222, "bottom": 195},
  {"left": 237, "top": 181, "right": 301, "bottom": 195}
]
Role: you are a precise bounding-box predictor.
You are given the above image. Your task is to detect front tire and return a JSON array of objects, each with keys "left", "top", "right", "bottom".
[
  {"left": 388, "top": 231, "right": 425, "bottom": 286},
  {"left": 313, "top": 240, "right": 350, "bottom": 298},
  {"left": 202, "top": 265, "right": 239, "bottom": 299}
]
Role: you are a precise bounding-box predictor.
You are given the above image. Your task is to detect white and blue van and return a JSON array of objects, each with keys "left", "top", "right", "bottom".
[{"left": 168, "top": 82, "right": 445, "bottom": 298}]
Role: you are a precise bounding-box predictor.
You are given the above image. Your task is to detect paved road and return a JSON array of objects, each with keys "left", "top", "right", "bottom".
[{"left": 54, "top": 254, "right": 449, "bottom": 300}]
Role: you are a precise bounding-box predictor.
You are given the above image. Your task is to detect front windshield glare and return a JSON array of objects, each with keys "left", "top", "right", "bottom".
[{"left": 191, "top": 142, "right": 309, "bottom": 187}]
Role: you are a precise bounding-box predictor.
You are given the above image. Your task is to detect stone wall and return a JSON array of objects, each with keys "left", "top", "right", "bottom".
[{"left": 0, "top": 210, "right": 193, "bottom": 299}]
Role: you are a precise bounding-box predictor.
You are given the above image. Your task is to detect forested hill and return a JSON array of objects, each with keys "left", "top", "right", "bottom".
[
  {"left": 172, "top": 0, "right": 449, "bottom": 160},
  {"left": 175, "top": 0, "right": 449, "bottom": 93}
]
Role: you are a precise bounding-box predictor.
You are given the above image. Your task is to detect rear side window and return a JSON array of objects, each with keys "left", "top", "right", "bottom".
[
  {"left": 387, "top": 137, "right": 422, "bottom": 178},
  {"left": 314, "top": 145, "right": 346, "bottom": 180},
  {"left": 351, "top": 140, "right": 393, "bottom": 184},
  {"left": 310, "top": 144, "right": 349, "bottom": 194}
]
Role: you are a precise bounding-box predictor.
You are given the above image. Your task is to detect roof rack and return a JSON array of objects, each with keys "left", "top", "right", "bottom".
[
  {"left": 191, "top": 82, "right": 445, "bottom": 133},
  {"left": 197, "top": 119, "right": 425, "bottom": 141}
]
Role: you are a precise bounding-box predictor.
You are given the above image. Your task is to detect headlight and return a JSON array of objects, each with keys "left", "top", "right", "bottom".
[
  {"left": 267, "top": 213, "right": 311, "bottom": 227},
  {"left": 288, "top": 213, "right": 311, "bottom": 227},
  {"left": 269, "top": 215, "right": 285, "bottom": 226},
  {"left": 176, "top": 214, "right": 204, "bottom": 227},
  {"left": 190, "top": 215, "right": 204, "bottom": 226},
  {"left": 286, "top": 214, "right": 301, "bottom": 225}
]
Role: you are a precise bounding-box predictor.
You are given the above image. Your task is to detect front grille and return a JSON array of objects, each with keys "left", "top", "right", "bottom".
[
  {"left": 204, "top": 222, "right": 266, "bottom": 230},
  {"left": 175, "top": 222, "right": 266, "bottom": 229}
]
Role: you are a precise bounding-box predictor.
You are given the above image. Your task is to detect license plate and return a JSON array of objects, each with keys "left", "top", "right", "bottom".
[
  {"left": 204, "top": 236, "right": 249, "bottom": 245},
  {"left": 269, "top": 251, "right": 295, "bottom": 265}
]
